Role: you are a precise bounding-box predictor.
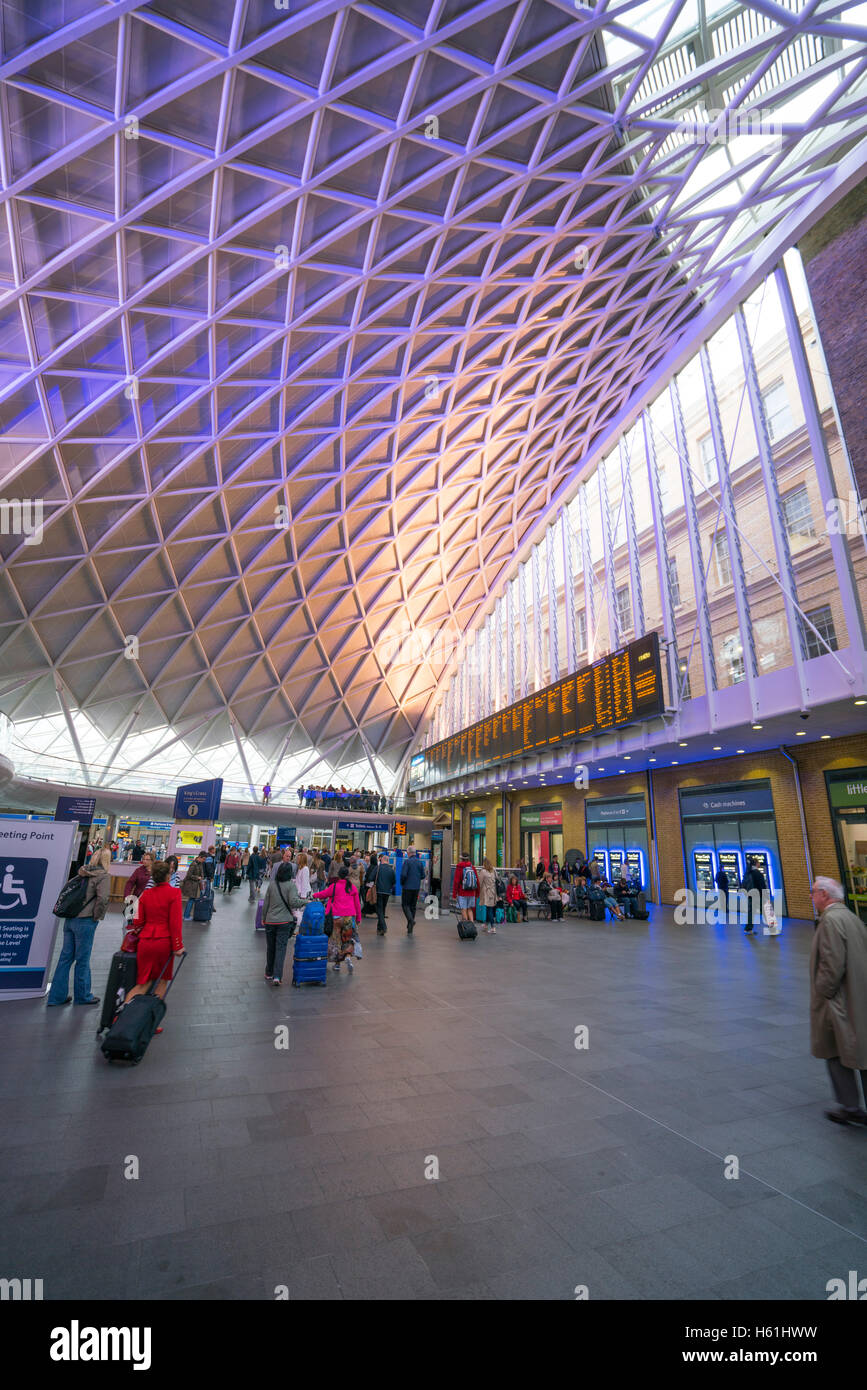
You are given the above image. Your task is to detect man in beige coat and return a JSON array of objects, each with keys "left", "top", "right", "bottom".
[{"left": 809, "top": 876, "right": 867, "bottom": 1125}]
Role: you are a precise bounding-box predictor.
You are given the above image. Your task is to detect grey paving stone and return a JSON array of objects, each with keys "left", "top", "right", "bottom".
[{"left": 0, "top": 899, "right": 857, "bottom": 1300}]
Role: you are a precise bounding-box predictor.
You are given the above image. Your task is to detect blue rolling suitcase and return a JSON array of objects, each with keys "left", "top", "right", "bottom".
[{"left": 292, "top": 933, "right": 328, "bottom": 986}]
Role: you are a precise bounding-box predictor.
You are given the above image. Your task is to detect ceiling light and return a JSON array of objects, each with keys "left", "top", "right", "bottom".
[
  {"left": 752, "top": 724, "right": 763, "bottom": 730},
  {"left": 821, "top": 734, "right": 830, "bottom": 740},
  {"left": 712, "top": 746, "right": 721, "bottom": 751},
  {"left": 679, "top": 742, "right": 687, "bottom": 747},
  {"left": 737, "top": 749, "right": 745, "bottom": 754},
  {"left": 648, "top": 758, "right": 656, "bottom": 763},
  {"left": 795, "top": 731, "right": 806, "bottom": 736},
  {"left": 672, "top": 761, "right": 678, "bottom": 765},
  {"left": 623, "top": 755, "right": 631, "bottom": 760},
  {"left": 855, "top": 700, "right": 866, "bottom": 706}
]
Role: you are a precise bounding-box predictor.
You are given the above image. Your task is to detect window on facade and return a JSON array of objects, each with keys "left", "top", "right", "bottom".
[
  {"left": 698, "top": 433, "right": 717, "bottom": 483},
  {"left": 676, "top": 657, "right": 691, "bottom": 701},
  {"left": 781, "top": 483, "right": 815, "bottom": 540},
  {"left": 762, "top": 380, "right": 794, "bottom": 442},
  {"left": 668, "top": 556, "right": 681, "bottom": 607},
  {"left": 712, "top": 531, "right": 732, "bottom": 586},
  {"left": 802, "top": 605, "right": 838, "bottom": 658},
  {"left": 576, "top": 609, "right": 587, "bottom": 653},
  {"left": 615, "top": 584, "right": 632, "bottom": 634},
  {"left": 721, "top": 634, "right": 745, "bottom": 683}
]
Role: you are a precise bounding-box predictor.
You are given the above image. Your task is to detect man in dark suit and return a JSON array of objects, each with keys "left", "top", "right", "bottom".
[
  {"left": 400, "top": 848, "right": 425, "bottom": 934},
  {"left": 374, "top": 853, "right": 396, "bottom": 935}
]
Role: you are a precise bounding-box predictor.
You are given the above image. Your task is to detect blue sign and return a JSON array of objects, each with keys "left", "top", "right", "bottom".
[
  {"left": 585, "top": 798, "right": 646, "bottom": 824},
  {"left": 0, "top": 858, "right": 48, "bottom": 967},
  {"left": 680, "top": 785, "right": 774, "bottom": 819},
  {"left": 54, "top": 796, "right": 96, "bottom": 825},
  {"left": 173, "top": 779, "right": 223, "bottom": 822},
  {"left": 337, "top": 821, "right": 389, "bottom": 833}
]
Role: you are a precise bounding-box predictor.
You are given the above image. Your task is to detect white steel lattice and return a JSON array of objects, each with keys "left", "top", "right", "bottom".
[{"left": 0, "top": 0, "right": 865, "bottom": 791}]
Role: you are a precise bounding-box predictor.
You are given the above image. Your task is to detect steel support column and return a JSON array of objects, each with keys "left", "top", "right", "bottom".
[
  {"left": 619, "top": 433, "right": 645, "bottom": 638},
  {"left": 775, "top": 262, "right": 867, "bottom": 662},
  {"left": 532, "top": 542, "right": 545, "bottom": 689},
  {"left": 701, "top": 343, "right": 760, "bottom": 714},
  {"left": 578, "top": 484, "right": 597, "bottom": 661},
  {"left": 642, "top": 409, "right": 679, "bottom": 706},
  {"left": 669, "top": 378, "right": 718, "bottom": 713},
  {"left": 561, "top": 505, "right": 577, "bottom": 673},
  {"left": 546, "top": 522, "right": 560, "bottom": 679},
  {"left": 736, "top": 302, "right": 809, "bottom": 709},
  {"left": 598, "top": 456, "right": 620, "bottom": 651}
]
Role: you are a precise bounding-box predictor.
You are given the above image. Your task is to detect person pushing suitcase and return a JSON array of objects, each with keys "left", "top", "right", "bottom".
[{"left": 120, "top": 861, "right": 184, "bottom": 1031}]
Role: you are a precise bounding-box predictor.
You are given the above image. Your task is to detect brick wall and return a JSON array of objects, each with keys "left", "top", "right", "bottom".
[{"left": 800, "top": 180, "right": 867, "bottom": 500}]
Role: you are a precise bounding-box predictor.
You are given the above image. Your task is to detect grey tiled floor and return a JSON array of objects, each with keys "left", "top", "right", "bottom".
[{"left": 2, "top": 894, "right": 866, "bottom": 1300}]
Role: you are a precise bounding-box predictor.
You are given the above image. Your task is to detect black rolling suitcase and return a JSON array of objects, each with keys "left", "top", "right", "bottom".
[
  {"left": 194, "top": 879, "right": 214, "bottom": 922},
  {"left": 632, "top": 891, "right": 649, "bottom": 920},
  {"left": 588, "top": 892, "right": 606, "bottom": 921},
  {"left": 457, "top": 917, "right": 478, "bottom": 940},
  {"left": 96, "top": 950, "right": 139, "bottom": 1037},
  {"left": 101, "top": 951, "right": 186, "bottom": 1065}
]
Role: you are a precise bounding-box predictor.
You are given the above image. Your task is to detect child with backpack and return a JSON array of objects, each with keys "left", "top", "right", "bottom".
[{"left": 452, "top": 855, "right": 478, "bottom": 924}]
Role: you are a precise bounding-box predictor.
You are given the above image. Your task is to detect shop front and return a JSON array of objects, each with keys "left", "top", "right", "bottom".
[
  {"left": 519, "top": 805, "right": 563, "bottom": 873},
  {"left": 825, "top": 769, "right": 867, "bottom": 920},
  {"left": 584, "top": 796, "right": 651, "bottom": 897},
  {"left": 678, "top": 781, "right": 786, "bottom": 913}
]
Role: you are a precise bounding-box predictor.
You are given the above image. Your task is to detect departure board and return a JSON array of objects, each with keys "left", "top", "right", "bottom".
[{"left": 418, "top": 632, "right": 664, "bottom": 784}]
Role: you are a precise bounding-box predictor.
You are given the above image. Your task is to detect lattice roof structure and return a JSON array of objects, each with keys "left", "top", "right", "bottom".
[{"left": 0, "top": 0, "right": 865, "bottom": 796}]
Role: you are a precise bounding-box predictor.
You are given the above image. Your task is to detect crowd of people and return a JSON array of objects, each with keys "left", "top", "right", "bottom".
[
  {"left": 297, "top": 786, "right": 393, "bottom": 812},
  {"left": 46, "top": 837, "right": 867, "bottom": 1127}
]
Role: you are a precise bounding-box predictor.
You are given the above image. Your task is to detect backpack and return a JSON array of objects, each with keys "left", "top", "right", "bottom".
[
  {"left": 53, "top": 874, "right": 90, "bottom": 919},
  {"left": 461, "top": 865, "right": 478, "bottom": 891},
  {"left": 299, "top": 900, "right": 325, "bottom": 934}
]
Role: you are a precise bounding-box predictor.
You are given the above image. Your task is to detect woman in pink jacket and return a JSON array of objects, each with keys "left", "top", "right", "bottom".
[{"left": 313, "top": 867, "right": 361, "bottom": 975}]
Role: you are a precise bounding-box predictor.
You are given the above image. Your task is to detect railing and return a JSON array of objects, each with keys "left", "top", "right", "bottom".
[{"left": 7, "top": 741, "right": 434, "bottom": 817}]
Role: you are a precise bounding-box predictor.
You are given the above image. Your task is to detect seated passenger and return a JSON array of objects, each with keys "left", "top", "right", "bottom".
[
  {"left": 506, "top": 875, "right": 528, "bottom": 921},
  {"left": 614, "top": 875, "right": 637, "bottom": 917},
  {"left": 599, "top": 877, "right": 625, "bottom": 921}
]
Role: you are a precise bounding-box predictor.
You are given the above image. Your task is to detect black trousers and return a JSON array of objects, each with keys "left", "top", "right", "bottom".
[
  {"left": 402, "top": 888, "right": 419, "bottom": 926},
  {"left": 376, "top": 892, "right": 390, "bottom": 932},
  {"left": 264, "top": 925, "right": 292, "bottom": 980}
]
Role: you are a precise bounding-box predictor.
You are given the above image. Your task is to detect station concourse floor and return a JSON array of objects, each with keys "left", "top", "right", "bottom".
[{"left": 1, "top": 892, "right": 866, "bottom": 1302}]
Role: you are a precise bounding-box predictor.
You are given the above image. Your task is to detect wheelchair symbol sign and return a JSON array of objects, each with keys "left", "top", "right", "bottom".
[{"left": 0, "top": 859, "right": 48, "bottom": 920}]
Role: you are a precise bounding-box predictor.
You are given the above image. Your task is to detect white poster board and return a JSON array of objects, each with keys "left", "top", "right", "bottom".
[{"left": 0, "top": 819, "right": 77, "bottom": 1001}]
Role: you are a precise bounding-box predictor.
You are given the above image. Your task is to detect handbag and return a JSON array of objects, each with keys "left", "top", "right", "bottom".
[
  {"left": 120, "top": 927, "right": 140, "bottom": 953},
  {"left": 354, "top": 939, "right": 364, "bottom": 960},
  {"left": 323, "top": 884, "right": 335, "bottom": 937}
]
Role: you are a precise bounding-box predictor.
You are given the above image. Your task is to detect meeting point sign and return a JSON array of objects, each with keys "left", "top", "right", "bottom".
[{"left": 0, "top": 820, "right": 76, "bottom": 1001}]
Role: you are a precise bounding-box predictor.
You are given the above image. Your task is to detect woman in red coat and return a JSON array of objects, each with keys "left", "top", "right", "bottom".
[{"left": 124, "top": 861, "right": 184, "bottom": 1004}]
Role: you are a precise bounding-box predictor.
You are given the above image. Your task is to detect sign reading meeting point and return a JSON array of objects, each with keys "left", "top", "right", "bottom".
[{"left": 0, "top": 819, "right": 76, "bottom": 1000}]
